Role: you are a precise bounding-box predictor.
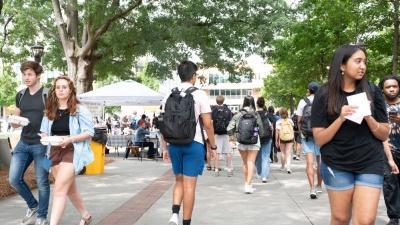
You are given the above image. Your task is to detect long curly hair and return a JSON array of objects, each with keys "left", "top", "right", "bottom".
[{"left": 44, "top": 76, "right": 80, "bottom": 120}]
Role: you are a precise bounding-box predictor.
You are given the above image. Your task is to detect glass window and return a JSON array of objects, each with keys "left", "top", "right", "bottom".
[
  {"left": 210, "top": 90, "right": 214, "bottom": 96},
  {"left": 215, "top": 89, "right": 220, "bottom": 96},
  {"left": 247, "top": 89, "right": 252, "bottom": 95},
  {"left": 220, "top": 89, "right": 225, "bottom": 96},
  {"left": 226, "top": 89, "right": 231, "bottom": 97}
]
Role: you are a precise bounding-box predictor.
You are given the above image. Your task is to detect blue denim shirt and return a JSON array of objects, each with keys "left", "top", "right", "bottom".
[
  {"left": 40, "top": 104, "right": 95, "bottom": 175},
  {"left": 134, "top": 127, "right": 149, "bottom": 142}
]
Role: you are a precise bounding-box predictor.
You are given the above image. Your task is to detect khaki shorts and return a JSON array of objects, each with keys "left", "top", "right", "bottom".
[
  {"left": 214, "top": 134, "right": 232, "bottom": 154},
  {"left": 50, "top": 143, "right": 74, "bottom": 166}
]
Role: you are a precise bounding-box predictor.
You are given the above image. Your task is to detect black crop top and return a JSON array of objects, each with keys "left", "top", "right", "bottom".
[{"left": 51, "top": 110, "right": 70, "bottom": 136}]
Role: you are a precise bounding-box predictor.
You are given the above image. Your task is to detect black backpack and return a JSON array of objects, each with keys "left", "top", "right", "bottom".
[
  {"left": 300, "top": 98, "right": 313, "bottom": 139},
  {"left": 292, "top": 114, "right": 299, "bottom": 131},
  {"left": 212, "top": 105, "right": 231, "bottom": 135},
  {"left": 236, "top": 109, "right": 259, "bottom": 145},
  {"left": 159, "top": 86, "right": 198, "bottom": 145},
  {"left": 258, "top": 110, "right": 272, "bottom": 143}
]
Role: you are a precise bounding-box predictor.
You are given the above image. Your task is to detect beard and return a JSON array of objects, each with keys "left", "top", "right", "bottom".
[{"left": 384, "top": 93, "right": 399, "bottom": 102}]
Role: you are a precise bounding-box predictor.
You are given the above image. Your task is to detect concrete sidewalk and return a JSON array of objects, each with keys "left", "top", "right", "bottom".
[{"left": 0, "top": 149, "right": 391, "bottom": 225}]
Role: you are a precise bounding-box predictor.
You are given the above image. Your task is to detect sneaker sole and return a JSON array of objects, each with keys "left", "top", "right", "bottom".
[{"left": 310, "top": 194, "right": 317, "bottom": 199}]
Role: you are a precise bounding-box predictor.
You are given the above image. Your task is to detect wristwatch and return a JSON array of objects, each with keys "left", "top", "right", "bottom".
[{"left": 211, "top": 145, "right": 217, "bottom": 150}]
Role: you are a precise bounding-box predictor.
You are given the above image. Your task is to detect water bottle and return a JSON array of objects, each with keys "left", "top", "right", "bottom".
[{"left": 253, "top": 126, "right": 259, "bottom": 137}]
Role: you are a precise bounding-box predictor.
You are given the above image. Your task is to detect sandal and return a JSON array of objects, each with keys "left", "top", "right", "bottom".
[
  {"left": 79, "top": 215, "right": 92, "bottom": 225},
  {"left": 207, "top": 166, "right": 212, "bottom": 171}
]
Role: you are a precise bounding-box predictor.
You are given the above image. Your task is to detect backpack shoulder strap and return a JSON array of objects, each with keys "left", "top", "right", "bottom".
[
  {"left": 303, "top": 97, "right": 311, "bottom": 104},
  {"left": 185, "top": 86, "right": 198, "bottom": 94},
  {"left": 17, "top": 88, "right": 28, "bottom": 107},
  {"left": 42, "top": 87, "right": 49, "bottom": 106}
]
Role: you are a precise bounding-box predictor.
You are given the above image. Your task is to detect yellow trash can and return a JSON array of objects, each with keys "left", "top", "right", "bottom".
[{"left": 85, "top": 141, "right": 105, "bottom": 175}]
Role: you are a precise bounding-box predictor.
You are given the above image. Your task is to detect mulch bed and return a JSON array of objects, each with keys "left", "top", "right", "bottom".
[{"left": 0, "top": 159, "right": 115, "bottom": 199}]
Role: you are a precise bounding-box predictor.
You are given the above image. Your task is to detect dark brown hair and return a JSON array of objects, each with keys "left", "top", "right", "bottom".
[{"left": 20, "top": 61, "right": 43, "bottom": 75}]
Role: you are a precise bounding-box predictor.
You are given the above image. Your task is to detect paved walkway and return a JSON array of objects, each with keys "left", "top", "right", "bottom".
[{"left": 0, "top": 148, "right": 391, "bottom": 225}]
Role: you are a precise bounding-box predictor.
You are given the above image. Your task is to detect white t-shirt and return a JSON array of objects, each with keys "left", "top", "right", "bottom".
[
  {"left": 276, "top": 118, "right": 294, "bottom": 131},
  {"left": 296, "top": 95, "right": 314, "bottom": 117},
  {"left": 162, "top": 82, "right": 211, "bottom": 144}
]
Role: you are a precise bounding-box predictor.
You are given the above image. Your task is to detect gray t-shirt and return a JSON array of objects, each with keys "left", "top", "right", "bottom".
[{"left": 15, "top": 87, "right": 45, "bottom": 144}]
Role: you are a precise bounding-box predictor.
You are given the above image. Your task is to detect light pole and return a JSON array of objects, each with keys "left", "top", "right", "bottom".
[
  {"left": 356, "top": 42, "right": 368, "bottom": 51},
  {"left": 30, "top": 44, "right": 44, "bottom": 63}
]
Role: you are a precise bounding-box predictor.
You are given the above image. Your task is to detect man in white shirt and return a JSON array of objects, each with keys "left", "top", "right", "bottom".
[
  {"left": 162, "top": 61, "right": 216, "bottom": 225},
  {"left": 296, "top": 82, "right": 323, "bottom": 199}
]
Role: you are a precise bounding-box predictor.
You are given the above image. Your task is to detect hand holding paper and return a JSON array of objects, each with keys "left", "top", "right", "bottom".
[{"left": 345, "top": 92, "right": 371, "bottom": 124}]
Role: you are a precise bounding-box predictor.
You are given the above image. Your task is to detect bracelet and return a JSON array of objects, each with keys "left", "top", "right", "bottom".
[{"left": 371, "top": 123, "right": 380, "bottom": 132}]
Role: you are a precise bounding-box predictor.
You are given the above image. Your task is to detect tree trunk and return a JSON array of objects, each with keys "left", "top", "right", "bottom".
[
  {"left": 393, "top": 0, "right": 399, "bottom": 76},
  {"left": 66, "top": 57, "right": 94, "bottom": 94}
]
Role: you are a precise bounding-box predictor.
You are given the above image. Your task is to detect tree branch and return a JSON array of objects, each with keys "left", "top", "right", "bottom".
[
  {"left": 80, "top": 0, "right": 142, "bottom": 57},
  {"left": 66, "top": 0, "right": 79, "bottom": 46},
  {"left": 26, "top": 15, "right": 61, "bottom": 42},
  {"left": 1, "top": 16, "right": 13, "bottom": 53},
  {"left": 52, "top": 0, "right": 70, "bottom": 56}
]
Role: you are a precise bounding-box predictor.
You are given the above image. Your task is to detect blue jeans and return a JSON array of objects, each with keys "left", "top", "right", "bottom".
[
  {"left": 9, "top": 141, "right": 49, "bottom": 219},
  {"left": 256, "top": 141, "right": 272, "bottom": 179}
]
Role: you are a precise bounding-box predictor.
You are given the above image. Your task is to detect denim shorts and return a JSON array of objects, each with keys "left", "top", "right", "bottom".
[
  {"left": 302, "top": 138, "right": 320, "bottom": 155},
  {"left": 320, "top": 161, "right": 383, "bottom": 190},
  {"left": 168, "top": 141, "right": 205, "bottom": 177}
]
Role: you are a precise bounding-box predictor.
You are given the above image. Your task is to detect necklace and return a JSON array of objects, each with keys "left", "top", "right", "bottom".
[{"left": 58, "top": 109, "right": 67, "bottom": 116}]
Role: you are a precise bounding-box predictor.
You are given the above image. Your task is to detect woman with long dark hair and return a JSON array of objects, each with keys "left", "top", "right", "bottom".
[
  {"left": 227, "top": 95, "right": 263, "bottom": 194},
  {"left": 40, "top": 76, "right": 94, "bottom": 225},
  {"left": 312, "top": 45, "right": 389, "bottom": 224}
]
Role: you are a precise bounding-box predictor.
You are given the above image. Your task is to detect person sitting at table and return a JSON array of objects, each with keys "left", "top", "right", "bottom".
[{"left": 125, "top": 121, "right": 156, "bottom": 160}]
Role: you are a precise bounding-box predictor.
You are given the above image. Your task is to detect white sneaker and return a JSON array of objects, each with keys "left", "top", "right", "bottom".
[
  {"left": 21, "top": 206, "right": 38, "bottom": 225},
  {"left": 279, "top": 166, "right": 285, "bottom": 171},
  {"left": 244, "top": 183, "right": 253, "bottom": 194},
  {"left": 287, "top": 166, "right": 292, "bottom": 174},
  {"left": 310, "top": 188, "right": 317, "bottom": 199},
  {"left": 35, "top": 218, "right": 49, "bottom": 225},
  {"left": 227, "top": 170, "right": 233, "bottom": 177},
  {"left": 262, "top": 178, "right": 269, "bottom": 183},
  {"left": 168, "top": 213, "right": 179, "bottom": 225},
  {"left": 316, "top": 185, "right": 323, "bottom": 194}
]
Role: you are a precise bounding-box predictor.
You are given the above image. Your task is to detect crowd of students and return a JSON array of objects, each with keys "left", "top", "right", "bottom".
[{"left": 7, "top": 44, "right": 400, "bottom": 225}]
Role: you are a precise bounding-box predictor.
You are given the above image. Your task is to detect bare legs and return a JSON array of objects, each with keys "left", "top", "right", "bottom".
[
  {"left": 279, "top": 142, "right": 293, "bottom": 170},
  {"left": 238, "top": 149, "right": 258, "bottom": 185},
  {"left": 172, "top": 174, "right": 198, "bottom": 220},
  {"left": 327, "top": 185, "right": 381, "bottom": 225},
  {"left": 50, "top": 163, "right": 90, "bottom": 225}
]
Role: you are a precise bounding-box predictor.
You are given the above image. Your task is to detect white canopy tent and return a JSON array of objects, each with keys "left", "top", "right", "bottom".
[{"left": 78, "top": 80, "right": 164, "bottom": 106}]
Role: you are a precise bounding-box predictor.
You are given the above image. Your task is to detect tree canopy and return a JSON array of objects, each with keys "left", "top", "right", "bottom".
[
  {"left": 263, "top": 0, "right": 399, "bottom": 111},
  {"left": 1, "top": 0, "right": 289, "bottom": 93}
]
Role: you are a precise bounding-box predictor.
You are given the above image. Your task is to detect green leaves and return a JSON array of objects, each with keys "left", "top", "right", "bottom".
[{"left": 264, "top": 0, "right": 399, "bottom": 111}]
